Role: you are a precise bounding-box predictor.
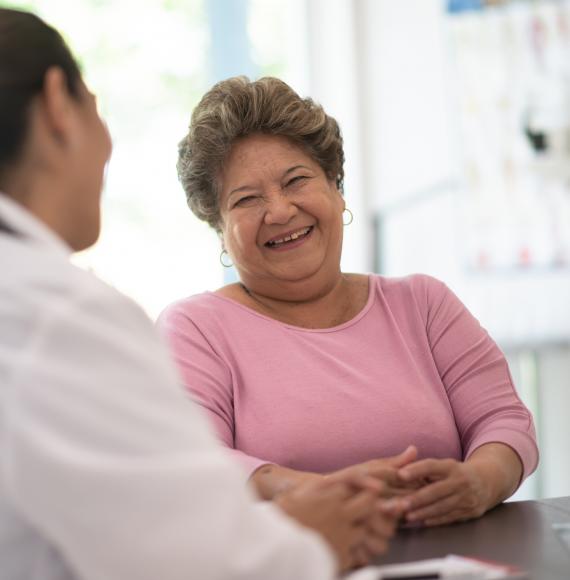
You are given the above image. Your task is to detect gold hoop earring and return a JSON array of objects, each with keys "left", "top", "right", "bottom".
[
  {"left": 219, "top": 249, "right": 233, "bottom": 268},
  {"left": 343, "top": 208, "right": 354, "bottom": 226}
]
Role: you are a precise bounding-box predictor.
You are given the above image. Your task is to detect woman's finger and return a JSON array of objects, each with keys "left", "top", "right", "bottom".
[
  {"left": 423, "top": 508, "right": 470, "bottom": 527},
  {"left": 387, "top": 480, "right": 425, "bottom": 494},
  {"left": 387, "top": 445, "right": 418, "bottom": 468},
  {"left": 399, "top": 458, "right": 452, "bottom": 483},
  {"left": 403, "top": 477, "right": 458, "bottom": 512},
  {"left": 327, "top": 469, "right": 385, "bottom": 494},
  {"left": 365, "top": 465, "right": 402, "bottom": 485},
  {"left": 406, "top": 490, "right": 459, "bottom": 522}
]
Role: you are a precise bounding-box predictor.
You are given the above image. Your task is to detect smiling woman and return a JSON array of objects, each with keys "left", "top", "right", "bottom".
[
  {"left": 157, "top": 76, "right": 539, "bottom": 529},
  {"left": 218, "top": 133, "right": 347, "bottom": 308}
]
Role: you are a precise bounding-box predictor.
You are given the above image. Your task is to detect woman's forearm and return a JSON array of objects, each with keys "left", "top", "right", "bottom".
[
  {"left": 466, "top": 442, "right": 523, "bottom": 509},
  {"left": 250, "top": 464, "right": 323, "bottom": 500}
]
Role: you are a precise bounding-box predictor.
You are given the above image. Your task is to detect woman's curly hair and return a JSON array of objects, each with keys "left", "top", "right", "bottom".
[{"left": 177, "top": 76, "right": 345, "bottom": 232}]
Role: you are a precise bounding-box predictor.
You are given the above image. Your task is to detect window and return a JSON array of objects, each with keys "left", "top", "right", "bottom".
[{"left": 8, "top": 0, "right": 310, "bottom": 317}]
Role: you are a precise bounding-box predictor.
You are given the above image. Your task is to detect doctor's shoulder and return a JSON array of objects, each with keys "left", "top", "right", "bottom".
[{"left": 2, "top": 241, "right": 156, "bottom": 342}]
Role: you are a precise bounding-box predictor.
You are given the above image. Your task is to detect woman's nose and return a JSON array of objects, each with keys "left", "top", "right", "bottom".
[{"left": 263, "top": 193, "right": 298, "bottom": 225}]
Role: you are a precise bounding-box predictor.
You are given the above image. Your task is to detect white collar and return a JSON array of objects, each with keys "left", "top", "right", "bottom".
[{"left": 0, "top": 193, "right": 72, "bottom": 257}]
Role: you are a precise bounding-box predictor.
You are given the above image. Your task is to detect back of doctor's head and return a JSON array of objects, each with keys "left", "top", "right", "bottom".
[{"left": 0, "top": 8, "right": 82, "bottom": 188}]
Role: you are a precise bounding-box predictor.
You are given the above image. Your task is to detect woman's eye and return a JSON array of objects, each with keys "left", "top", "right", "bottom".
[
  {"left": 286, "top": 175, "right": 309, "bottom": 187},
  {"left": 234, "top": 195, "right": 257, "bottom": 207}
]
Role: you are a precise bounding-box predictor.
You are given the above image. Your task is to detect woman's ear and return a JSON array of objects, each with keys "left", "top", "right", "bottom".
[
  {"left": 217, "top": 221, "right": 226, "bottom": 247},
  {"left": 329, "top": 178, "right": 344, "bottom": 203},
  {"left": 337, "top": 188, "right": 346, "bottom": 212}
]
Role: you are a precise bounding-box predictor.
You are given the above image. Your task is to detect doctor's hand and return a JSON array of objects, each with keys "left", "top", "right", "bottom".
[
  {"left": 327, "top": 445, "right": 421, "bottom": 498},
  {"left": 398, "top": 458, "right": 491, "bottom": 527},
  {"left": 275, "top": 478, "right": 399, "bottom": 572},
  {"left": 354, "top": 496, "right": 407, "bottom": 566}
]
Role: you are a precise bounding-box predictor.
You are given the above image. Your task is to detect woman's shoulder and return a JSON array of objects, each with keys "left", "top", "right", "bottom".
[
  {"left": 157, "top": 290, "right": 224, "bottom": 326},
  {"left": 374, "top": 274, "right": 474, "bottom": 330},
  {"left": 156, "top": 284, "right": 254, "bottom": 330},
  {"left": 372, "top": 272, "right": 447, "bottom": 298},
  {"left": 369, "top": 273, "right": 458, "bottom": 318}
]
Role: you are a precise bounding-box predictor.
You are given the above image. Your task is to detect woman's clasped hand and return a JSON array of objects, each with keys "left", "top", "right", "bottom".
[
  {"left": 326, "top": 445, "right": 422, "bottom": 498},
  {"left": 329, "top": 442, "right": 522, "bottom": 531},
  {"left": 322, "top": 446, "right": 487, "bottom": 528},
  {"left": 275, "top": 441, "right": 520, "bottom": 559},
  {"left": 397, "top": 457, "right": 491, "bottom": 526},
  {"left": 397, "top": 442, "right": 523, "bottom": 527}
]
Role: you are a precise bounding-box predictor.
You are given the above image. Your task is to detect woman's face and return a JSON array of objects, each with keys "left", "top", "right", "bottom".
[{"left": 218, "top": 133, "right": 345, "bottom": 295}]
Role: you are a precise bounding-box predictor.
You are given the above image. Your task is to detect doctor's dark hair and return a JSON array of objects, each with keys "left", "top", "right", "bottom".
[
  {"left": 0, "top": 8, "right": 82, "bottom": 182},
  {"left": 177, "top": 76, "right": 345, "bottom": 232}
]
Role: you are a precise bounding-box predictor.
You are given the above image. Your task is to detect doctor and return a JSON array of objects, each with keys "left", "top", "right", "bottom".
[{"left": 0, "top": 8, "right": 401, "bottom": 580}]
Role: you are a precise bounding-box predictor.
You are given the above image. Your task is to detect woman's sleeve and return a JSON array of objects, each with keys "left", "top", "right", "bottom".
[
  {"left": 156, "top": 304, "right": 271, "bottom": 477},
  {"left": 419, "top": 276, "right": 539, "bottom": 481}
]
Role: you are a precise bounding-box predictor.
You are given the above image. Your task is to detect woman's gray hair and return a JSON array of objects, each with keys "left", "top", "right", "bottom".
[{"left": 177, "top": 76, "right": 345, "bottom": 232}]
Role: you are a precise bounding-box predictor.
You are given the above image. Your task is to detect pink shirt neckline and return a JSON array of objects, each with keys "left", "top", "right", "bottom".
[{"left": 205, "top": 274, "right": 376, "bottom": 334}]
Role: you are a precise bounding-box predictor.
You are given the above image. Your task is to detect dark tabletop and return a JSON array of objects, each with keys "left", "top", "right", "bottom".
[{"left": 375, "top": 497, "right": 570, "bottom": 579}]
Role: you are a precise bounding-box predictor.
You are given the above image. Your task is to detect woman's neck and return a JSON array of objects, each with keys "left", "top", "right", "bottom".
[{"left": 228, "top": 273, "right": 369, "bottom": 329}]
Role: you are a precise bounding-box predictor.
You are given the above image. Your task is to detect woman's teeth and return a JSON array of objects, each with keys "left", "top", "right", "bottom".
[{"left": 266, "top": 226, "right": 312, "bottom": 247}]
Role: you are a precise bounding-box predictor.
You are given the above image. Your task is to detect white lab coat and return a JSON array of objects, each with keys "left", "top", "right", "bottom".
[{"left": 0, "top": 193, "right": 335, "bottom": 580}]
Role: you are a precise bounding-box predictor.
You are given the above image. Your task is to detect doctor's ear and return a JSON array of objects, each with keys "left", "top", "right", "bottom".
[{"left": 39, "top": 67, "right": 80, "bottom": 147}]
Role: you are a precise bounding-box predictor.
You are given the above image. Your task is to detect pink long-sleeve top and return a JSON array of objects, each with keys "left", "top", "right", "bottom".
[{"left": 157, "top": 274, "right": 539, "bottom": 481}]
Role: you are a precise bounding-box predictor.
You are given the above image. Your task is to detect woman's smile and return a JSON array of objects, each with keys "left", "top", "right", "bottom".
[{"left": 264, "top": 225, "right": 314, "bottom": 251}]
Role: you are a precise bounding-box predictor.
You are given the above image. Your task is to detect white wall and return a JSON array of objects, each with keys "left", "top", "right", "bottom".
[
  {"left": 305, "top": 0, "right": 570, "bottom": 499},
  {"left": 305, "top": 0, "right": 370, "bottom": 273},
  {"left": 536, "top": 347, "right": 570, "bottom": 498},
  {"left": 375, "top": 3, "right": 570, "bottom": 499},
  {"left": 356, "top": 0, "right": 454, "bottom": 210}
]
